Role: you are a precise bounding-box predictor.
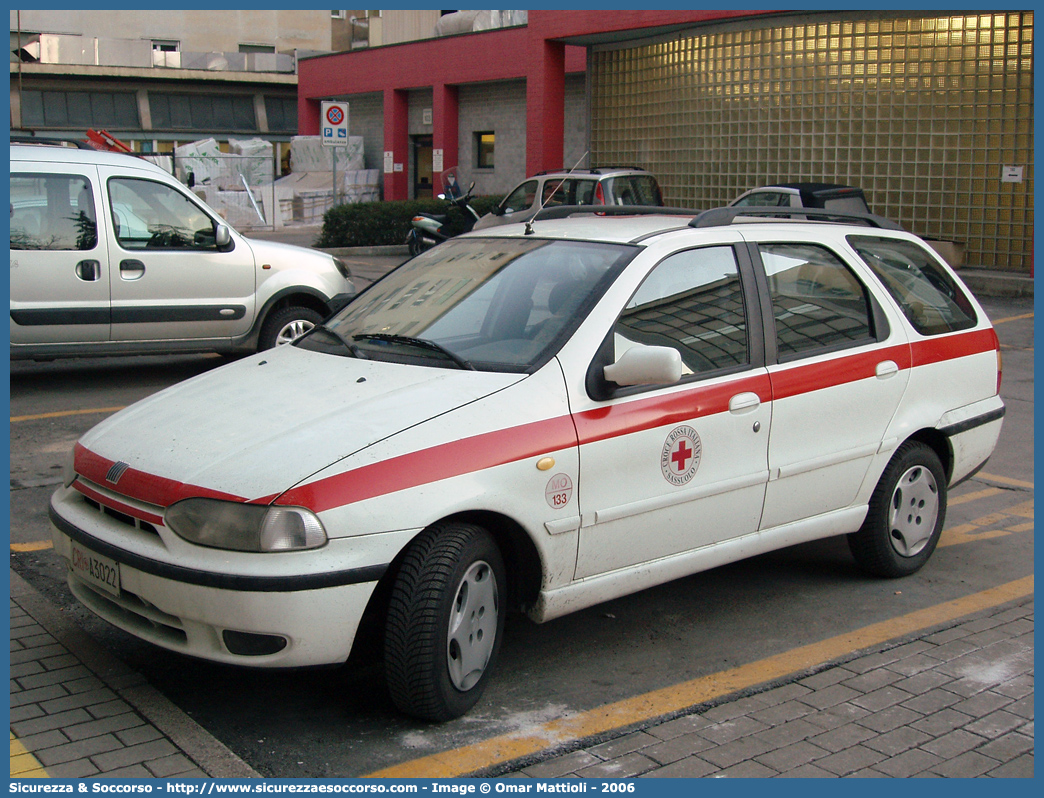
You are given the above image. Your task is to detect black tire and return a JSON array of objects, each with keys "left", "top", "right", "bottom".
[
  {"left": 384, "top": 522, "right": 506, "bottom": 721},
  {"left": 407, "top": 232, "right": 423, "bottom": 257},
  {"left": 257, "top": 306, "right": 322, "bottom": 351},
  {"left": 848, "top": 441, "right": 947, "bottom": 578}
]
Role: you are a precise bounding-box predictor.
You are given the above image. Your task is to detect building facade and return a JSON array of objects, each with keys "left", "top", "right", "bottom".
[
  {"left": 10, "top": 9, "right": 333, "bottom": 162},
  {"left": 298, "top": 9, "right": 1033, "bottom": 272}
]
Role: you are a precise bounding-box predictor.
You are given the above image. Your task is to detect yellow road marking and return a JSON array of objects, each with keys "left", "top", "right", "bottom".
[
  {"left": 950, "top": 487, "right": 1004, "bottom": 505},
  {"left": 11, "top": 407, "right": 126, "bottom": 423},
  {"left": 991, "top": 312, "right": 1033, "bottom": 325},
  {"left": 978, "top": 472, "right": 1034, "bottom": 490},
  {"left": 368, "top": 576, "right": 1033, "bottom": 778},
  {"left": 940, "top": 498, "right": 1032, "bottom": 548},
  {"left": 10, "top": 541, "right": 54, "bottom": 553},
  {"left": 10, "top": 733, "right": 48, "bottom": 778}
]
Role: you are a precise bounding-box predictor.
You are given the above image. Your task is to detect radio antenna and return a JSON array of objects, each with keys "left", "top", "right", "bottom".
[{"left": 525, "top": 151, "right": 590, "bottom": 235}]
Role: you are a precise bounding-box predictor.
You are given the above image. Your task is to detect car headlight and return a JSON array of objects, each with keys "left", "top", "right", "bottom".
[
  {"left": 332, "top": 256, "right": 353, "bottom": 281},
  {"left": 165, "top": 498, "right": 327, "bottom": 552}
]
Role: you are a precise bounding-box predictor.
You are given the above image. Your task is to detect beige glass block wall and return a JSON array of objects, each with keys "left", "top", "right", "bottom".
[{"left": 590, "top": 12, "right": 1034, "bottom": 272}]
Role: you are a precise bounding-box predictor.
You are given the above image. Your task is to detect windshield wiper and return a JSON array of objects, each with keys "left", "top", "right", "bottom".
[
  {"left": 307, "top": 324, "right": 367, "bottom": 359},
  {"left": 353, "top": 333, "right": 475, "bottom": 370}
]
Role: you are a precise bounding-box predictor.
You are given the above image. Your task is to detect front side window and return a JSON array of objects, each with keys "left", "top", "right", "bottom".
[
  {"left": 848, "top": 236, "right": 977, "bottom": 335},
  {"left": 500, "top": 180, "right": 537, "bottom": 214},
  {"left": 108, "top": 178, "right": 217, "bottom": 250},
  {"left": 761, "top": 243, "right": 874, "bottom": 360},
  {"left": 304, "top": 237, "right": 634, "bottom": 372},
  {"left": 614, "top": 246, "right": 749, "bottom": 377},
  {"left": 10, "top": 173, "right": 97, "bottom": 251}
]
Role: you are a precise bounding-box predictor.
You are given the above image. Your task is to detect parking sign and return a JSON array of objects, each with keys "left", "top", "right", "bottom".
[{"left": 321, "top": 101, "right": 349, "bottom": 147}]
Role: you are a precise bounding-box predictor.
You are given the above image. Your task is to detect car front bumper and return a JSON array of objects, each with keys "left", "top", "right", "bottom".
[{"left": 49, "top": 488, "right": 385, "bottom": 668}]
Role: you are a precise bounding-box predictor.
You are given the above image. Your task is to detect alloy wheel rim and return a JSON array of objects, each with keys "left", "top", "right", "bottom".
[{"left": 276, "top": 319, "right": 315, "bottom": 346}]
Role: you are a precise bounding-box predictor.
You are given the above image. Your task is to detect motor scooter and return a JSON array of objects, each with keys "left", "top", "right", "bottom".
[{"left": 406, "top": 168, "right": 480, "bottom": 256}]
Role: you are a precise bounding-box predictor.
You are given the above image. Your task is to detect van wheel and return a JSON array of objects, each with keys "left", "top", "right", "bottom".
[
  {"left": 258, "top": 306, "right": 322, "bottom": 350},
  {"left": 848, "top": 441, "right": 947, "bottom": 578},
  {"left": 384, "top": 522, "right": 505, "bottom": 721}
]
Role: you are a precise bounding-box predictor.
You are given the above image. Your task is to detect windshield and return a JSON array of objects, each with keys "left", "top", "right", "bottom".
[{"left": 300, "top": 237, "right": 635, "bottom": 372}]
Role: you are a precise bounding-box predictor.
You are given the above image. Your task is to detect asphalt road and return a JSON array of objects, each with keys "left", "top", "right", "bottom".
[{"left": 8, "top": 284, "right": 1034, "bottom": 778}]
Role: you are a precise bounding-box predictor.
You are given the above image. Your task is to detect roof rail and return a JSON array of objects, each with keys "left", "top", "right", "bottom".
[
  {"left": 10, "top": 135, "right": 93, "bottom": 150},
  {"left": 690, "top": 206, "right": 905, "bottom": 231},
  {"left": 531, "top": 204, "right": 699, "bottom": 222}
]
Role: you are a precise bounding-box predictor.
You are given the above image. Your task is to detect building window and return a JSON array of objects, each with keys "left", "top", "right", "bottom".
[
  {"left": 331, "top": 10, "right": 346, "bottom": 19},
  {"left": 21, "top": 90, "right": 139, "bottom": 130},
  {"left": 239, "top": 44, "right": 276, "bottom": 54},
  {"left": 152, "top": 40, "right": 179, "bottom": 52},
  {"left": 475, "top": 132, "right": 495, "bottom": 169},
  {"left": 265, "top": 96, "right": 299, "bottom": 134},
  {"left": 150, "top": 93, "right": 257, "bottom": 132}
]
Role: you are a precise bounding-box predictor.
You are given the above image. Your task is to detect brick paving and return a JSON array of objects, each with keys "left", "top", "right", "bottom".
[
  {"left": 9, "top": 570, "right": 258, "bottom": 779},
  {"left": 9, "top": 565, "right": 1033, "bottom": 779},
  {"left": 500, "top": 600, "right": 1034, "bottom": 779}
]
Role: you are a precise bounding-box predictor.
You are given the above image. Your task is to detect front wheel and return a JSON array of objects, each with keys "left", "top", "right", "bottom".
[
  {"left": 848, "top": 441, "right": 947, "bottom": 578},
  {"left": 258, "top": 306, "right": 322, "bottom": 350},
  {"left": 384, "top": 522, "right": 506, "bottom": 721}
]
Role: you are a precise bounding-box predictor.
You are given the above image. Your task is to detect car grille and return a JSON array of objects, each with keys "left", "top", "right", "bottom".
[{"left": 73, "top": 477, "right": 163, "bottom": 538}]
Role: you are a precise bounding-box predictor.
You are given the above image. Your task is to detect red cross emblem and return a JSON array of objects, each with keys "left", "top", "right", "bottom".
[
  {"left": 661, "top": 426, "right": 702, "bottom": 486},
  {"left": 671, "top": 439, "right": 692, "bottom": 472}
]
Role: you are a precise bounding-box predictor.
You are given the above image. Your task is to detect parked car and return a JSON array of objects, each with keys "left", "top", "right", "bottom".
[
  {"left": 10, "top": 142, "right": 355, "bottom": 359},
  {"left": 472, "top": 166, "right": 663, "bottom": 230},
  {"left": 731, "top": 182, "right": 870, "bottom": 214},
  {"left": 51, "top": 206, "right": 1004, "bottom": 721}
]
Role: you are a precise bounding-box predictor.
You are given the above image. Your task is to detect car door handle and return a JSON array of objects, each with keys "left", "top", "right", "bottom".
[
  {"left": 729, "top": 392, "right": 761, "bottom": 414},
  {"left": 119, "top": 259, "right": 145, "bottom": 281},
  {"left": 75, "top": 260, "right": 101, "bottom": 281},
  {"left": 876, "top": 360, "right": 899, "bottom": 379}
]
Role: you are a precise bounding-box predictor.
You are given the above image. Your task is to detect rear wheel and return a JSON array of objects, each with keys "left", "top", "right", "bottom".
[
  {"left": 384, "top": 522, "right": 505, "bottom": 721},
  {"left": 258, "top": 306, "right": 322, "bottom": 350},
  {"left": 848, "top": 441, "right": 947, "bottom": 578}
]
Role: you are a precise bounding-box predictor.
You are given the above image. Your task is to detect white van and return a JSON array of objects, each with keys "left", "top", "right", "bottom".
[{"left": 10, "top": 142, "right": 355, "bottom": 359}]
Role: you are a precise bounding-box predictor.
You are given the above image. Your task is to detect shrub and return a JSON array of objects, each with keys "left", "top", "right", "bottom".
[{"left": 317, "top": 195, "right": 503, "bottom": 248}]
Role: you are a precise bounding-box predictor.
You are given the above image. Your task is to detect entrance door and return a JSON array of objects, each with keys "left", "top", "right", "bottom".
[{"left": 412, "top": 136, "right": 433, "bottom": 198}]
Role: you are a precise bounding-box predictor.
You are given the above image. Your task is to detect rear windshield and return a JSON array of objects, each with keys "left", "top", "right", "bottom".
[
  {"left": 848, "top": 236, "right": 977, "bottom": 335},
  {"left": 301, "top": 237, "right": 635, "bottom": 372}
]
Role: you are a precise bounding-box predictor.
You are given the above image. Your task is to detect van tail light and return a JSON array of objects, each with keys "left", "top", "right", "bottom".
[{"left": 595, "top": 183, "right": 605, "bottom": 205}]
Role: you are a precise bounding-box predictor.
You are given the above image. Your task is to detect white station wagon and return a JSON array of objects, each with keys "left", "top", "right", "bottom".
[{"left": 50, "top": 206, "right": 1005, "bottom": 721}]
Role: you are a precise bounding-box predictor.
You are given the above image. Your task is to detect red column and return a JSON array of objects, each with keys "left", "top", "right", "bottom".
[
  {"left": 526, "top": 37, "right": 566, "bottom": 176},
  {"left": 383, "top": 88, "right": 410, "bottom": 201},
  {"left": 433, "top": 83, "right": 459, "bottom": 175}
]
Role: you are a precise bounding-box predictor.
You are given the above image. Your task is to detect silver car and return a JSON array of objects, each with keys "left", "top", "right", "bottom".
[
  {"left": 472, "top": 166, "right": 663, "bottom": 230},
  {"left": 10, "top": 142, "right": 355, "bottom": 359}
]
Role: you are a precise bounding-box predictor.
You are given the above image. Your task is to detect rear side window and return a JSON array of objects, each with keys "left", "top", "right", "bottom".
[
  {"left": 848, "top": 236, "right": 977, "bottom": 336},
  {"left": 760, "top": 243, "right": 875, "bottom": 360},
  {"left": 608, "top": 175, "right": 662, "bottom": 206},
  {"left": 10, "top": 173, "right": 97, "bottom": 251}
]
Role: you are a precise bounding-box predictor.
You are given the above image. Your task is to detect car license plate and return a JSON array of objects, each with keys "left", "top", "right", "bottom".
[{"left": 70, "top": 542, "right": 121, "bottom": 598}]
